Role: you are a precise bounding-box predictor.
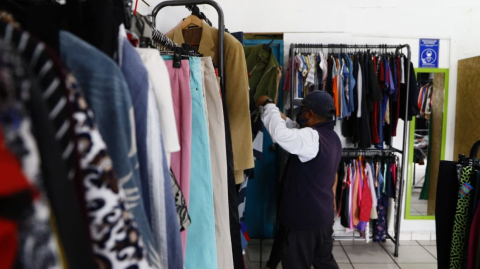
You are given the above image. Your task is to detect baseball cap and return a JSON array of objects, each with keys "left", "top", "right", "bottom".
[{"left": 292, "top": 91, "right": 336, "bottom": 119}]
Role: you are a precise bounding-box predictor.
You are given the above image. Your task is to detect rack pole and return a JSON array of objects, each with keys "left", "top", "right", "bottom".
[
  {"left": 394, "top": 44, "right": 411, "bottom": 257},
  {"left": 151, "top": 0, "right": 225, "bottom": 92}
]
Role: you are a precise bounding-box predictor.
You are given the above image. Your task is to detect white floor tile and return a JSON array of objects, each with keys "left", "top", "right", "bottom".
[
  {"left": 398, "top": 264, "right": 437, "bottom": 269},
  {"left": 417, "top": 240, "right": 436, "bottom": 246},
  {"left": 381, "top": 240, "right": 419, "bottom": 246},
  {"left": 353, "top": 264, "right": 399, "bottom": 269},
  {"left": 343, "top": 245, "right": 395, "bottom": 263},
  {"left": 333, "top": 246, "right": 350, "bottom": 263},
  {"left": 340, "top": 240, "right": 375, "bottom": 246},
  {"left": 385, "top": 245, "right": 437, "bottom": 263},
  {"left": 423, "top": 245, "right": 437, "bottom": 259}
]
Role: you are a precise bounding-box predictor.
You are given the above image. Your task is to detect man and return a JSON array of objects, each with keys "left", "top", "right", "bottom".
[{"left": 257, "top": 91, "right": 342, "bottom": 269}]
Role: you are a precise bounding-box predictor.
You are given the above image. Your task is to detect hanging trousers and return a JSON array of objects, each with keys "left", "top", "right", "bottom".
[
  {"left": 222, "top": 80, "right": 245, "bottom": 269},
  {"left": 435, "top": 161, "right": 462, "bottom": 269},
  {"left": 282, "top": 226, "right": 339, "bottom": 269},
  {"left": 450, "top": 165, "right": 474, "bottom": 269},
  {"left": 266, "top": 225, "right": 288, "bottom": 268},
  {"left": 164, "top": 59, "right": 192, "bottom": 258},
  {"left": 201, "top": 57, "right": 234, "bottom": 269},
  {"left": 185, "top": 57, "right": 218, "bottom": 269}
]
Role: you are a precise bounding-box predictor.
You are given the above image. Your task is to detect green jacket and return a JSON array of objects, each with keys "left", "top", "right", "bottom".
[{"left": 244, "top": 44, "right": 280, "bottom": 102}]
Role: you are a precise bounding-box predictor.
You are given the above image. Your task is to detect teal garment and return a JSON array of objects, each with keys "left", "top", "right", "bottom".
[{"left": 185, "top": 57, "right": 218, "bottom": 269}]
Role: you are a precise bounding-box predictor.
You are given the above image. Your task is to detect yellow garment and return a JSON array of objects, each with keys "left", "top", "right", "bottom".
[{"left": 168, "top": 22, "right": 254, "bottom": 184}]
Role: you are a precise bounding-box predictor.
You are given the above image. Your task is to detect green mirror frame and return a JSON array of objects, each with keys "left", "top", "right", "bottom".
[{"left": 404, "top": 68, "right": 450, "bottom": 220}]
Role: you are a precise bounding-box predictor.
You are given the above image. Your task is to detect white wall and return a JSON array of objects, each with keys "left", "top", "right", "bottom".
[{"left": 138, "top": 0, "right": 480, "bottom": 235}]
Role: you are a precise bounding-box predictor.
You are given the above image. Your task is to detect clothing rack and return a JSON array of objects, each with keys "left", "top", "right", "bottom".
[
  {"left": 151, "top": 0, "right": 225, "bottom": 93},
  {"left": 289, "top": 43, "right": 412, "bottom": 257}
]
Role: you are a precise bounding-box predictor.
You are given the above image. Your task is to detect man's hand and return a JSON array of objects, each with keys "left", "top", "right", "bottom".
[{"left": 256, "top": 95, "right": 271, "bottom": 107}]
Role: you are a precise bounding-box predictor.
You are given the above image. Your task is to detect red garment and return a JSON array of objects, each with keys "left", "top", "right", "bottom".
[
  {"left": 0, "top": 219, "right": 17, "bottom": 269},
  {"left": 352, "top": 162, "right": 361, "bottom": 226},
  {"left": 371, "top": 103, "right": 380, "bottom": 144},
  {"left": 359, "top": 159, "right": 373, "bottom": 223},
  {"left": 0, "top": 131, "right": 31, "bottom": 197},
  {"left": 391, "top": 163, "right": 397, "bottom": 187},
  {"left": 379, "top": 60, "right": 385, "bottom": 83},
  {"left": 0, "top": 130, "right": 30, "bottom": 269},
  {"left": 468, "top": 205, "right": 480, "bottom": 269}
]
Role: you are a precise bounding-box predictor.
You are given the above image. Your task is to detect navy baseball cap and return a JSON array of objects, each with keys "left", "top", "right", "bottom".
[{"left": 293, "top": 91, "right": 336, "bottom": 119}]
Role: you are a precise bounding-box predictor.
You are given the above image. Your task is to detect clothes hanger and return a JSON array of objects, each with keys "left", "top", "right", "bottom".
[
  {"left": 181, "top": 14, "right": 203, "bottom": 29},
  {"left": 263, "top": 36, "right": 274, "bottom": 53}
]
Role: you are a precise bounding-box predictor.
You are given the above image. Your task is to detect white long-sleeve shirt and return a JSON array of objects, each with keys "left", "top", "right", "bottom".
[{"left": 261, "top": 104, "right": 319, "bottom": 163}]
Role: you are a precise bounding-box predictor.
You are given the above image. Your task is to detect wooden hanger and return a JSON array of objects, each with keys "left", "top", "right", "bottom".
[{"left": 181, "top": 14, "right": 203, "bottom": 29}]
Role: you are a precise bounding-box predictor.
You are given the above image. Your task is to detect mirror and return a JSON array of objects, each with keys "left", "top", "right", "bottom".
[{"left": 405, "top": 68, "right": 449, "bottom": 219}]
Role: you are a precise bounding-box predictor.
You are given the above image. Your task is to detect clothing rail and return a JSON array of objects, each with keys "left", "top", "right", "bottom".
[
  {"left": 289, "top": 43, "right": 412, "bottom": 257},
  {"left": 342, "top": 148, "right": 404, "bottom": 155},
  {"left": 151, "top": 0, "right": 225, "bottom": 93}
]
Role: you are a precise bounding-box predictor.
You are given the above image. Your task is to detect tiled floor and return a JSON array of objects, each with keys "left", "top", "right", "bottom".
[{"left": 246, "top": 240, "right": 437, "bottom": 269}]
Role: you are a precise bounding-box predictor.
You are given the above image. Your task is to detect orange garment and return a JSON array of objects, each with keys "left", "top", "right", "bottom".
[
  {"left": 352, "top": 160, "right": 361, "bottom": 226},
  {"left": 332, "top": 57, "right": 339, "bottom": 116}
]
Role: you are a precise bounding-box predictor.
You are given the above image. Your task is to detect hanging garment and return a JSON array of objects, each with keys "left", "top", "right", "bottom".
[
  {"left": 136, "top": 48, "right": 180, "bottom": 167},
  {"left": 332, "top": 56, "right": 339, "bottom": 116},
  {"left": 373, "top": 196, "right": 389, "bottom": 242},
  {"left": 0, "top": 128, "right": 33, "bottom": 269},
  {"left": 120, "top": 37, "right": 155, "bottom": 229},
  {"left": 468, "top": 196, "right": 480, "bottom": 269},
  {"left": 148, "top": 87, "right": 184, "bottom": 269},
  {"left": 357, "top": 158, "right": 373, "bottom": 232},
  {"left": 0, "top": 41, "right": 64, "bottom": 269},
  {"left": 326, "top": 57, "right": 334, "bottom": 97},
  {"left": 1, "top": 25, "right": 98, "bottom": 268},
  {"left": 170, "top": 170, "right": 191, "bottom": 232},
  {"left": 168, "top": 21, "right": 253, "bottom": 185},
  {"left": 62, "top": 72, "right": 154, "bottom": 268},
  {"left": 352, "top": 160, "right": 361, "bottom": 227},
  {"left": 201, "top": 57, "right": 234, "bottom": 269},
  {"left": 348, "top": 54, "right": 356, "bottom": 115},
  {"left": 185, "top": 57, "right": 218, "bottom": 269},
  {"left": 366, "top": 163, "right": 378, "bottom": 219},
  {"left": 61, "top": 30, "right": 159, "bottom": 265},
  {"left": 163, "top": 58, "right": 193, "bottom": 258},
  {"left": 244, "top": 44, "right": 280, "bottom": 102},
  {"left": 399, "top": 57, "right": 420, "bottom": 121},
  {"left": 358, "top": 56, "right": 372, "bottom": 149},
  {"left": 450, "top": 165, "right": 475, "bottom": 269}
]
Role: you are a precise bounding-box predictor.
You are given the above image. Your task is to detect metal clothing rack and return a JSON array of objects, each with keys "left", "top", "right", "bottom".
[
  {"left": 289, "top": 43, "right": 412, "bottom": 257},
  {"left": 151, "top": 0, "right": 225, "bottom": 93}
]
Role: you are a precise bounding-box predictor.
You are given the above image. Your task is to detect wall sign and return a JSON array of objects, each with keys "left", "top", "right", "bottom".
[{"left": 419, "top": 39, "right": 440, "bottom": 68}]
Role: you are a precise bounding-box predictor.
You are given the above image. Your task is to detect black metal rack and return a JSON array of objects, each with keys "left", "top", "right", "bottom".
[
  {"left": 151, "top": 0, "right": 225, "bottom": 93},
  {"left": 289, "top": 43, "right": 412, "bottom": 257}
]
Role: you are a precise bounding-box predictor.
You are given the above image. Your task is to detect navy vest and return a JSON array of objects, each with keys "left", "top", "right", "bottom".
[{"left": 279, "top": 120, "right": 342, "bottom": 230}]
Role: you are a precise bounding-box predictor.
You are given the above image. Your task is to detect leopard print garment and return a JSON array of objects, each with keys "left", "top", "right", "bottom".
[
  {"left": 65, "top": 73, "right": 155, "bottom": 269},
  {"left": 450, "top": 165, "right": 474, "bottom": 269}
]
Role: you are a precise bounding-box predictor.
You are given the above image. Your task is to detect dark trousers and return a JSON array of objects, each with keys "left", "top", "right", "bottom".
[
  {"left": 282, "top": 227, "right": 339, "bottom": 269},
  {"left": 266, "top": 225, "right": 288, "bottom": 268},
  {"left": 435, "top": 161, "right": 459, "bottom": 269}
]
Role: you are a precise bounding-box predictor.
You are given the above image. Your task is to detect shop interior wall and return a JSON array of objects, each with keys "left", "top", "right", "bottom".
[{"left": 141, "top": 0, "right": 480, "bottom": 237}]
